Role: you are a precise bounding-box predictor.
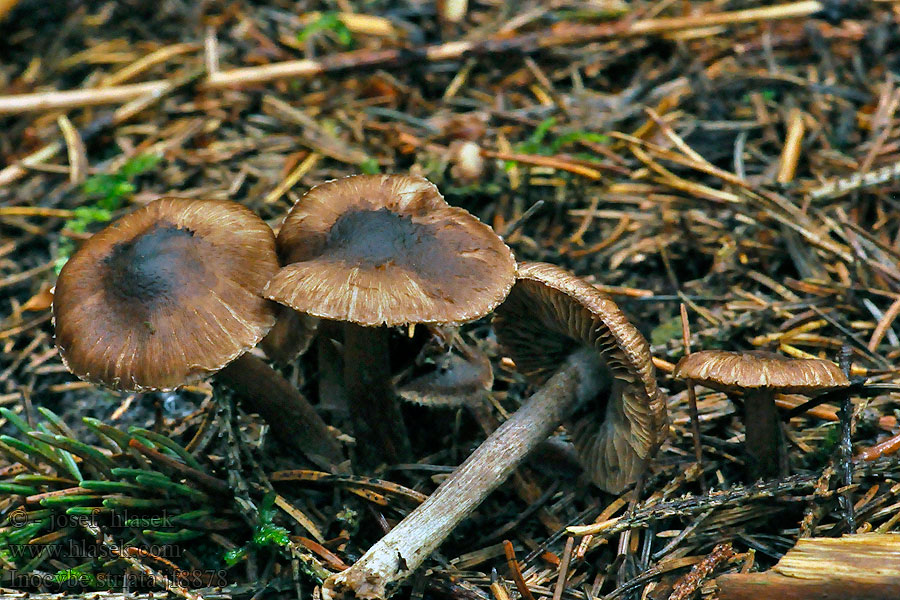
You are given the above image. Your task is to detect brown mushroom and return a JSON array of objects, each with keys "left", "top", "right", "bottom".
[
  {"left": 53, "top": 198, "right": 342, "bottom": 469},
  {"left": 322, "top": 262, "right": 664, "bottom": 600},
  {"left": 265, "top": 174, "right": 516, "bottom": 466},
  {"left": 394, "top": 332, "right": 493, "bottom": 409},
  {"left": 494, "top": 261, "right": 667, "bottom": 493},
  {"left": 673, "top": 350, "right": 849, "bottom": 480}
]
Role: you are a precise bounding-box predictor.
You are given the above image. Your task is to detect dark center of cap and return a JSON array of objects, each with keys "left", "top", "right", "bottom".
[
  {"left": 103, "top": 223, "right": 208, "bottom": 308},
  {"left": 326, "top": 207, "right": 433, "bottom": 269}
]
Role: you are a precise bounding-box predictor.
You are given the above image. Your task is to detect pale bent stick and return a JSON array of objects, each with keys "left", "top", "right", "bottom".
[
  {"left": 0, "top": 81, "right": 169, "bottom": 115},
  {"left": 323, "top": 348, "right": 603, "bottom": 600}
]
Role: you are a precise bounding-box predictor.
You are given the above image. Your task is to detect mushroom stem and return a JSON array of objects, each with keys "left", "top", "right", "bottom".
[
  {"left": 259, "top": 307, "right": 319, "bottom": 363},
  {"left": 217, "top": 353, "right": 343, "bottom": 471},
  {"left": 343, "top": 323, "right": 411, "bottom": 466},
  {"left": 318, "top": 331, "right": 348, "bottom": 416},
  {"left": 743, "top": 390, "right": 784, "bottom": 480},
  {"left": 323, "top": 347, "right": 602, "bottom": 600}
]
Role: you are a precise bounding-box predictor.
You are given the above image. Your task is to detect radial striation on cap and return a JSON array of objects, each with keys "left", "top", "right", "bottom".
[
  {"left": 673, "top": 350, "right": 850, "bottom": 394},
  {"left": 53, "top": 198, "right": 279, "bottom": 391},
  {"left": 494, "top": 262, "right": 667, "bottom": 492},
  {"left": 264, "top": 174, "right": 516, "bottom": 327}
]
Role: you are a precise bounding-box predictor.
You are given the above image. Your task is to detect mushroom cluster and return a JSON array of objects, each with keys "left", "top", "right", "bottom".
[
  {"left": 52, "top": 198, "right": 343, "bottom": 469},
  {"left": 323, "top": 262, "right": 667, "bottom": 600},
  {"left": 52, "top": 174, "right": 670, "bottom": 600},
  {"left": 264, "top": 174, "right": 517, "bottom": 466}
]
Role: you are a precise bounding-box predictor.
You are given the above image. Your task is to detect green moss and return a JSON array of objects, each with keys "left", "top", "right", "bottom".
[
  {"left": 504, "top": 118, "right": 610, "bottom": 171},
  {"left": 297, "top": 12, "right": 354, "bottom": 47},
  {"left": 359, "top": 157, "right": 381, "bottom": 174},
  {"left": 224, "top": 493, "right": 291, "bottom": 568}
]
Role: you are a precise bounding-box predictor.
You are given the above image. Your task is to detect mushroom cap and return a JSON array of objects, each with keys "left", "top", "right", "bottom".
[
  {"left": 53, "top": 198, "right": 278, "bottom": 391},
  {"left": 493, "top": 262, "right": 667, "bottom": 493},
  {"left": 395, "top": 344, "right": 494, "bottom": 408},
  {"left": 264, "top": 174, "right": 516, "bottom": 327},
  {"left": 672, "top": 350, "right": 850, "bottom": 394}
]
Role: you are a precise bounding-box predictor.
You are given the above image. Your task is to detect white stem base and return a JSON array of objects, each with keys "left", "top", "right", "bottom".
[{"left": 323, "top": 349, "right": 602, "bottom": 599}]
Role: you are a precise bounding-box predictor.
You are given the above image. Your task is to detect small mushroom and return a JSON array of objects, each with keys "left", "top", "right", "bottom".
[
  {"left": 322, "top": 262, "right": 664, "bottom": 600},
  {"left": 394, "top": 332, "right": 493, "bottom": 409},
  {"left": 53, "top": 198, "right": 342, "bottom": 469},
  {"left": 672, "top": 350, "right": 849, "bottom": 480},
  {"left": 449, "top": 140, "right": 485, "bottom": 184},
  {"left": 265, "top": 174, "right": 515, "bottom": 466},
  {"left": 394, "top": 333, "right": 502, "bottom": 442}
]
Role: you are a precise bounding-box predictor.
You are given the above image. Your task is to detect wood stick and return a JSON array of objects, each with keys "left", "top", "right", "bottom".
[
  {"left": 0, "top": 71, "right": 198, "bottom": 188},
  {"left": 0, "top": 81, "right": 169, "bottom": 115},
  {"left": 717, "top": 534, "right": 900, "bottom": 600},
  {"left": 717, "top": 576, "right": 900, "bottom": 600},
  {"left": 631, "top": 1, "right": 822, "bottom": 35},
  {"left": 777, "top": 108, "right": 805, "bottom": 184}
]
